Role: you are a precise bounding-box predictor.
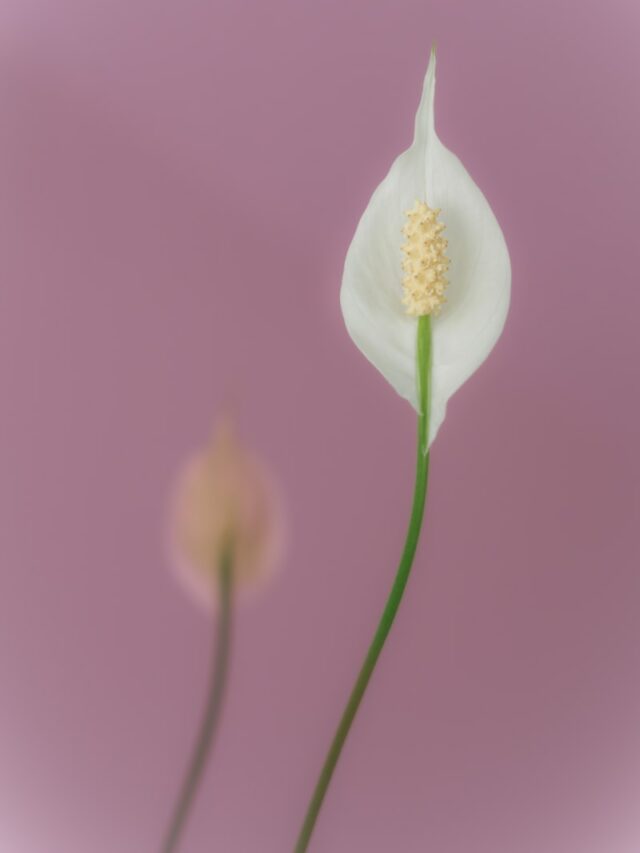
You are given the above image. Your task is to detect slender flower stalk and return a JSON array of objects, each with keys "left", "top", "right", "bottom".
[
  {"left": 296, "top": 46, "right": 510, "bottom": 850},
  {"left": 164, "top": 415, "right": 285, "bottom": 850},
  {"left": 294, "top": 316, "right": 432, "bottom": 853},
  {"left": 162, "top": 545, "right": 234, "bottom": 853}
]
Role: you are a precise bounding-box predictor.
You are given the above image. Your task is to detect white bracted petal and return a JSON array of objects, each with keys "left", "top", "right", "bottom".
[{"left": 340, "top": 49, "right": 511, "bottom": 445}]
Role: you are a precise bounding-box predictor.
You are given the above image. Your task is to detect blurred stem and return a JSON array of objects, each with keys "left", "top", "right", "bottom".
[
  {"left": 162, "top": 547, "right": 234, "bottom": 853},
  {"left": 294, "top": 316, "right": 432, "bottom": 853}
]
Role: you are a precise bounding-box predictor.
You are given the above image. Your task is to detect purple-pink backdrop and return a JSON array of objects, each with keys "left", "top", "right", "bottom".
[{"left": 1, "top": 1, "right": 639, "bottom": 851}]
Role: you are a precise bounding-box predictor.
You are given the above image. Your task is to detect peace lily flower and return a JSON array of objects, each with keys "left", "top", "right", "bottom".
[
  {"left": 171, "top": 414, "right": 285, "bottom": 609},
  {"left": 164, "top": 414, "right": 285, "bottom": 853},
  {"left": 296, "top": 48, "right": 510, "bottom": 852},
  {"left": 341, "top": 47, "right": 510, "bottom": 443}
]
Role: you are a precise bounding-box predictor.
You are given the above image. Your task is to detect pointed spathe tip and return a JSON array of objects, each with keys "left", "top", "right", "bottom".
[{"left": 426, "top": 41, "right": 437, "bottom": 86}]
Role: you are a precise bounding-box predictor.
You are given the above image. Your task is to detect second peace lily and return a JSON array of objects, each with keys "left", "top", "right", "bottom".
[{"left": 295, "top": 48, "right": 510, "bottom": 852}]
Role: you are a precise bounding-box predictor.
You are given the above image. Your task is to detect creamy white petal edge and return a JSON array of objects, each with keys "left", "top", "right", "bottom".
[{"left": 340, "top": 50, "right": 511, "bottom": 445}]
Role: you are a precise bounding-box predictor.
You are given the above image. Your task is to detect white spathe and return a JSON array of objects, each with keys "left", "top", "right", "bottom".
[{"left": 340, "top": 49, "right": 511, "bottom": 445}]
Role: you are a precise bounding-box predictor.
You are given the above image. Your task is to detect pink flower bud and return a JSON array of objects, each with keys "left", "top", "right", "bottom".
[{"left": 170, "top": 416, "right": 286, "bottom": 609}]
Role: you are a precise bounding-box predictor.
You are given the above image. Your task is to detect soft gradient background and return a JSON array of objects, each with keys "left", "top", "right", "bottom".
[{"left": 1, "top": 1, "right": 639, "bottom": 851}]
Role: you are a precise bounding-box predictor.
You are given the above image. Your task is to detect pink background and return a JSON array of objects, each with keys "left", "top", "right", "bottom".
[{"left": 1, "top": 1, "right": 639, "bottom": 851}]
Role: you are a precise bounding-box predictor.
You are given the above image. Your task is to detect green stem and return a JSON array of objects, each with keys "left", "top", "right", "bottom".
[
  {"left": 162, "top": 549, "right": 234, "bottom": 853},
  {"left": 294, "top": 315, "right": 432, "bottom": 853}
]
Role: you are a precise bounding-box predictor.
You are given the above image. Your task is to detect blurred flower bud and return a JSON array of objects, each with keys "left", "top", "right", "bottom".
[{"left": 171, "top": 415, "right": 285, "bottom": 608}]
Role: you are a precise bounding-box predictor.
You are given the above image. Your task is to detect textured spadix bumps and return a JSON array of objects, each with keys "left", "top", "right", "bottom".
[
  {"left": 401, "top": 200, "right": 450, "bottom": 316},
  {"left": 340, "top": 49, "right": 511, "bottom": 444}
]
